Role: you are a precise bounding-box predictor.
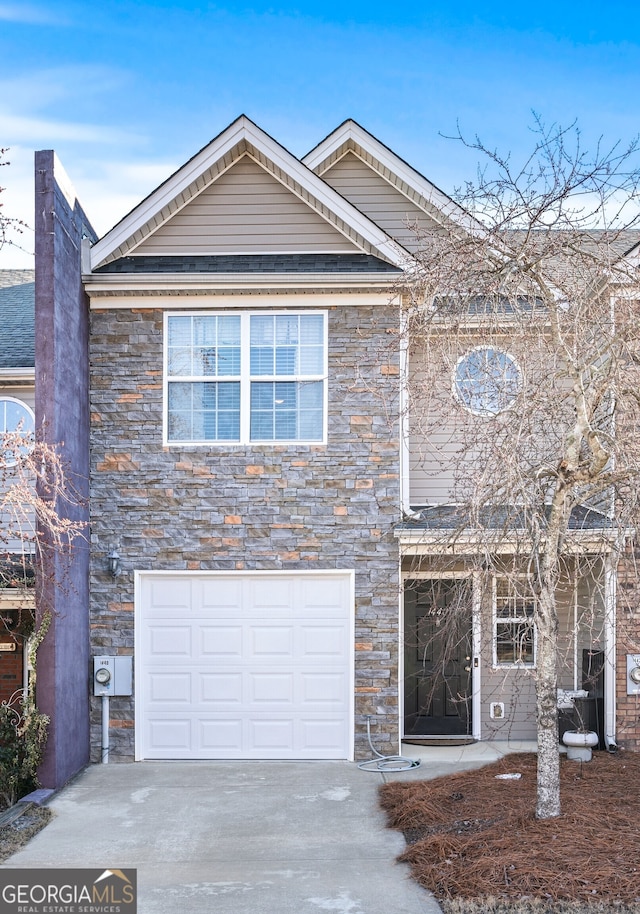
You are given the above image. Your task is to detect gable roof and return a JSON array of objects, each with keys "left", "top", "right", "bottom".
[
  {"left": 0, "top": 270, "right": 35, "bottom": 371},
  {"left": 303, "top": 119, "right": 477, "bottom": 236},
  {"left": 90, "top": 116, "right": 413, "bottom": 272}
]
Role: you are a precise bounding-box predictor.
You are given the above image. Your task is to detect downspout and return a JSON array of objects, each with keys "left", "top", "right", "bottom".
[
  {"left": 398, "top": 302, "right": 423, "bottom": 520},
  {"left": 604, "top": 556, "right": 618, "bottom": 750},
  {"left": 399, "top": 301, "right": 413, "bottom": 517},
  {"left": 471, "top": 569, "right": 482, "bottom": 741}
]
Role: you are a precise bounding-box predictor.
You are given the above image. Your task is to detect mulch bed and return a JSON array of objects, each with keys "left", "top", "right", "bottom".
[
  {"left": 0, "top": 806, "right": 52, "bottom": 861},
  {"left": 379, "top": 751, "right": 640, "bottom": 910}
]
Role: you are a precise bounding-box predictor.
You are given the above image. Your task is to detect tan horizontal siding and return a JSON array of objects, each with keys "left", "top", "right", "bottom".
[
  {"left": 322, "top": 152, "right": 438, "bottom": 251},
  {"left": 136, "top": 156, "right": 359, "bottom": 255},
  {"left": 409, "top": 415, "right": 469, "bottom": 505},
  {"left": 0, "top": 387, "right": 35, "bottom": 410}
]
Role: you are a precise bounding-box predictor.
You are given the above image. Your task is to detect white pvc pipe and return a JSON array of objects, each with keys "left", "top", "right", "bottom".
[{"left": 101, "top": 694, "right": 109, "bottom": 764}]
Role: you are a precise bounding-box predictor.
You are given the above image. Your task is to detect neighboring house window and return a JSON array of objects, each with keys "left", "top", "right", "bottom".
[
  {"left": 165, "top": 312, "right": 326, "bottom": 444},
  {"left": 0, "top": 397, "right": 35, "bottom": 466},
  {"left": 453, "top": 346, "right": 522, "bottom": 416},
  {"left": 493, "top": 578, "right": 536, "bottom": 667}
]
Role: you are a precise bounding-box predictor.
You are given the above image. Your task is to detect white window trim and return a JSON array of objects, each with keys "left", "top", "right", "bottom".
[
  {"left": 492, "top": 575, "right": 537, "bottom": 669},
  {"left": 0, "top": 396, "right": 35, "bottom": 468},
  {"left": 452, "top": 345, "right": 523, "bottom": 418},
  {"left": 163, "top": 310, "right": 328, "bottom": 446}
]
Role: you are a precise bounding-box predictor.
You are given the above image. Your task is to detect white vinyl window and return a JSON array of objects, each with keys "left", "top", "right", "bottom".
[
  {"left": 453, "top": 346, "right": 522, "bottom": 417},
  {"left": 0, "top": 397, "right": 35, "bottom": 466},
  {"left": 493, "top": 578, "right": 537, "bottom": 667},
  {"left": 165, "top": 312, "right": 326, "bottom": 445}
]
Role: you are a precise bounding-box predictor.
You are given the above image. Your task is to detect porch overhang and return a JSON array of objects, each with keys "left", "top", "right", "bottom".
[{"left": 395, "top": 504, "right": 621, "bottom": 556}]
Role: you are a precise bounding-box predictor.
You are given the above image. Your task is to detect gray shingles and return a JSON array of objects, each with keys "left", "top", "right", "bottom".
[
  {"left": 398, "top": 503, "right": 613, "bottom": 532},
  {"left": 94, "top": 254, "right": 402, "bottom": 274},
  {"left": 0, "top": 270, "right": 35, "bottom": 369}
]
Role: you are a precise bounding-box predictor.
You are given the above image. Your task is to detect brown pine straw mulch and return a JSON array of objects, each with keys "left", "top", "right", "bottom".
[{"left": 379, "top": 751, "right": 640, "bottom": 913}]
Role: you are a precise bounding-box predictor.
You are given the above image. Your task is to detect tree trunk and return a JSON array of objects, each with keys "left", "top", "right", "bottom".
[{"left": 534, "top": 587, "right": 561, "bottom": 819}]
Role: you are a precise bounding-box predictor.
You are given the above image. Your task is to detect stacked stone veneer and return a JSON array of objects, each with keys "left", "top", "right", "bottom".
[
  {"left": 89, "top": 302, "right": 402, "bottom": 761},
  {"left": 616, "top": 547, "right": 640, "bottom": 749}
]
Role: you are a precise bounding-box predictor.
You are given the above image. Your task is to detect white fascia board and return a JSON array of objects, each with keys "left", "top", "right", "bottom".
[
  {"left": 90, "top": 289, "right": 400, "bottom": 311},
  {"left": 0, "top": 368, "right": 35, "bottom": 381},
  {"left": 90, "top": 116, "right": 413, "bottom": 272},
  {"left": 83, "top": 271, "right": 400, "bottom": 293},
  {"left": 85, "top": 276, "right": 400, "bottom": 309},
  {"left": 303, "top": 120, "right": 480, "bottom": 234}
]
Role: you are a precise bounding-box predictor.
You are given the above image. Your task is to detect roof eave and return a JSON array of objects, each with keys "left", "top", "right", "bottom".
[
  {"left": 83, "top": 271, "right": 403, "bottom": 295},
  {"left": 0, "top": 367, "right": 35, "bottom": 381}
]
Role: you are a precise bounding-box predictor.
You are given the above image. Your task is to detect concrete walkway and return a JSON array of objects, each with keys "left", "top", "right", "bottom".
[{"left": 2, "top": 743, "right": 533, "bottom": 913}]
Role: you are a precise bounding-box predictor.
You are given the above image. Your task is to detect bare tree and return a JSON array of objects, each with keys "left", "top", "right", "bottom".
[
  {"left": 403, "top": 118, "right": 640, "bottom": 818},
  {"left": 0, "top": 148, "right": 27, "bottom": 254},
  {"left": 0, "top": 431, "right": 86, "bottom": 595}
]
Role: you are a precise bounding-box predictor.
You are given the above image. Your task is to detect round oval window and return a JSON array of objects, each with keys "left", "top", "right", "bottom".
[
  {"left": 453, "top": 347, "right": 522, "bottom": 416},
  {"left": 0, "top": 397, "right": 35, "bottom": 466}
]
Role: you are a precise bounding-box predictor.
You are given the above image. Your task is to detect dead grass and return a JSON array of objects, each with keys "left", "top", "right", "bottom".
[{"left": 379, "top": 751, "right": 640, "bottom": 913}]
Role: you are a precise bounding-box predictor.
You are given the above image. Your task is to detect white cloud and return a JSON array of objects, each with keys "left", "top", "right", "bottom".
[
  {"left": 0, "top": 143, "right": 179, "bottom": 269},
  {"left": 0, "top": 65, "right": 140, "bottom": 147},
  {"left": 0, "top": 111, "right": 135, "bottom": 146},
  {"left": 0, "top": 3, "right": 59, "bottom": 24}
]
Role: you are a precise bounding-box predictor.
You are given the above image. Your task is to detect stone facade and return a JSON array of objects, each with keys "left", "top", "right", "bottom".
[
  {"left": 616, "top": 548, "right": 640, "bottom": 750},
  {"left": 88, "top": 301, "right": 402, "bottom": 761}
]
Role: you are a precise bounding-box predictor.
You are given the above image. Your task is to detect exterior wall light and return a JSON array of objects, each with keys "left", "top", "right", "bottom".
[{"left": 107, "top": 548, "right": 121, "bottom": 578}]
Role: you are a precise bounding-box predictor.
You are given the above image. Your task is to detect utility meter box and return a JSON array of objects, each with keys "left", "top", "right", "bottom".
[
  {"left": 93, "top": 656, "right": 133, "bottom": 697},
  {"left": 627, "top": 654, "right": 640, "bottom": 695}
]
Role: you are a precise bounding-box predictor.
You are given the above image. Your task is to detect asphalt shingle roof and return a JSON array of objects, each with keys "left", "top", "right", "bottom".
[
  {"left": 397, "top": 503, "right": 613, "bottom": 533},
  {"left": 0, "top": 270, "right": 35, "bottom": 369},
  {"left": 94, "top": 254, "right": 402, "bottom": 274}
]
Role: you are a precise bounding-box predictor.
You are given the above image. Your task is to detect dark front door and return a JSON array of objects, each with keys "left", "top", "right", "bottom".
[{"left": 404, "top": 579, "right": 472, "bottom": 737}]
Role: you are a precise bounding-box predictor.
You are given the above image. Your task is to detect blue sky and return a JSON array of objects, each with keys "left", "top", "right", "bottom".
[{"left": 2, "top": 0, "right": 640, "bottom": 267}]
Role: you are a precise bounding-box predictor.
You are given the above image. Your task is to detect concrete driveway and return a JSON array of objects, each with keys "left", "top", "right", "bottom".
[{"left": 2, "top": 758, "right": 446, "bottom": 914}]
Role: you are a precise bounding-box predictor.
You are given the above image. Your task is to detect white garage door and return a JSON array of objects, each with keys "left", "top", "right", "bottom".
[{"left": 135, "top": 571, "right": 354, "bottom": 760}]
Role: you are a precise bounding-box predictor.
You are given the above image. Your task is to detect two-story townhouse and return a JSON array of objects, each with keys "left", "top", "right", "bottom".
[{"left": 31, "top": 116, "right": 640, "bottom": 782}]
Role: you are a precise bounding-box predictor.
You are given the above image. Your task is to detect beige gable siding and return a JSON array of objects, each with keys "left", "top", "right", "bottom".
[
  {"left": 409, "top": 419, "right": 465, "bottom": 505},
  {"left": 407, "top": 352, "right": 466, "bottom": 505},
  {"left": 321, "top": 152, "right": 437, "bottom": 252},
  {"left": 135, "top": 155, "right": 360, "bottom": 255}
]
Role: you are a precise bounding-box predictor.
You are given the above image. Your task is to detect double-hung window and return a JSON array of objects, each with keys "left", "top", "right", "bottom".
[
  {"left": 493, "top": 578, "right": 537, "bottom": 667},
  {"left": 165, "top": 311, "right": 326, "bottom": 445}
]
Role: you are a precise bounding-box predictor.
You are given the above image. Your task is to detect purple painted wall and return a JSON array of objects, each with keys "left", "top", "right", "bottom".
[{"left": 34, "top": 151, "right": 95, "bottom": 788}]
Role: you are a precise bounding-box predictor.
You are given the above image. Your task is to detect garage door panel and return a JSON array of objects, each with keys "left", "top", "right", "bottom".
[
  {"left": 147, "top": 718, "right": 191, "bottom": 751},
  {"left": 148, "top": 578, "right": 192, "bottom": 611},
  {"left": 148, "top": 625, "right": 192, "bottom": 656},
  {"left": 247, "top": 577, "right": 295, "bottom": 611},
  {"left": 138, "top": 572, "right": 352, "bottom": 760},
  {"left": 200, "top": 625, "right": 243, "bottom": 656},
  {"left": 301, "top": 718, "right": 349, "bottom": 750},
  {"left": 148, "top": 672, "right": 192, "bottom": 703},
  {"left": 301, "top": 672, "right": 346, "bottom": 703},
  {"left": 199, "top": 577, "right": 243, "bottom": 611},
  {"left": 299, "top": 576, "right": 351, "bottom": 612},
  {"left": 200, "top": 718, "right": 243, "bottom": 750},
  {"left": 250, "top": 672, "right": 294, "bottom": 703},
  {"left": 251, "top": 625, "right": 293, "bottom": 656},
  {"left": 200, "top": 672, "right": 243, "bottom": 703},
  {"left": 299, "top": 624, "right": 349, "bottom": 657},
  {"left": 250, "top": 718, "right": 294, "bottom": 749}
]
